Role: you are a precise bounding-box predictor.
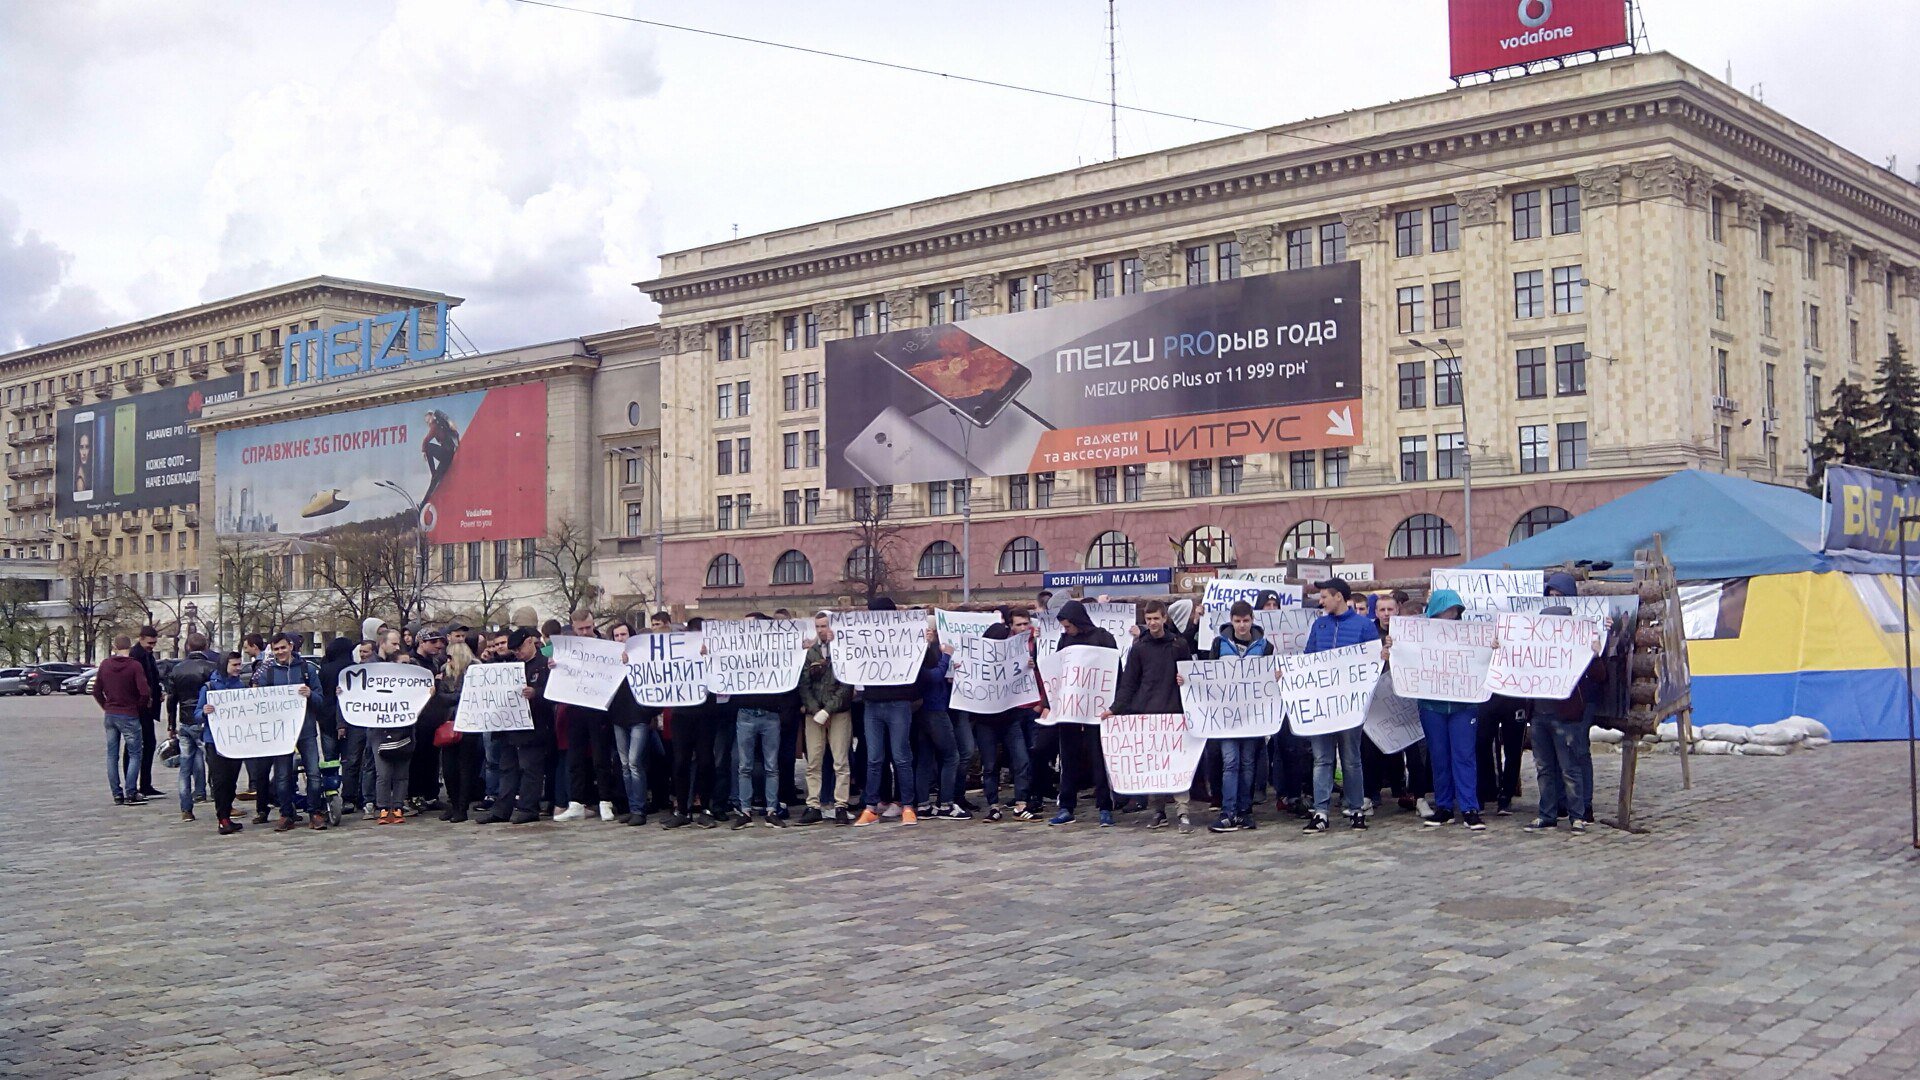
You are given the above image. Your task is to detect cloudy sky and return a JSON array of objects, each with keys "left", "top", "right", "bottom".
[{"left": 2, "top": 0, "right": 1915, "bottom": 354}]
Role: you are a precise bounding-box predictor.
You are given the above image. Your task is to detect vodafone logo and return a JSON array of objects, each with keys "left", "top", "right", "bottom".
[
  {"left": 1500, "top": 0, "right": 1573, "bottom": 50},
  {"left": 1517, "top": 0, "right": 1552, "bottom": 28}
]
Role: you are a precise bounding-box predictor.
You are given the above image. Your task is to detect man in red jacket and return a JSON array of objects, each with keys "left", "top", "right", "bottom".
[{"left": 93, "top": 634, "right": 151, "bottom": 806}]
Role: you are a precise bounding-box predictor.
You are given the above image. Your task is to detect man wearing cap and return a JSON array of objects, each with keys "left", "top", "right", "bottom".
[
  {"left": 1524, "top": 601, "right": 1609, "bottom": 834},
  {"left": 410, "top": 626, "right": 450, "bottom": 813},
  {"left": 1299, "top": 577, "right": 1379, "bottom": 834}
]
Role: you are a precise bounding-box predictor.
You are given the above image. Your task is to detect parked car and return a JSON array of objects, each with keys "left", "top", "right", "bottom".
[
  {"left": 36, "top": 662, "right": 89, "bottom": 681},
  {"left": 62, "top": 669, "right": 98, "bottom": 695},
  {"left": 0, "top": 668, "right": 51, "bottom": 695}
]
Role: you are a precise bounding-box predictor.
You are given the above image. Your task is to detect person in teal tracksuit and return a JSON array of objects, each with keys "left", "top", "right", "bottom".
[{"left": 1411, "top": 589, "right": 1484, "bottom": 832}]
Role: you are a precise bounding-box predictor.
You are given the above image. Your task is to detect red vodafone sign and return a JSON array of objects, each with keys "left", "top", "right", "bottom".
[{"left": 1448, "top": 0, "right": 1629, "bottom": 78}]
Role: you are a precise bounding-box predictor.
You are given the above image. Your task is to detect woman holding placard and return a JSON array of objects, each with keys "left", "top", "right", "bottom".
[{"left": 1411, "top": 589, "right": 1484, "bottom": 832}]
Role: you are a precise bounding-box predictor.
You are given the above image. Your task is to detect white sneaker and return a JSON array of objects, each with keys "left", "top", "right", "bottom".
[
  {"left": 554, "top": 802, "right": 590, "bottom": 821},
  {"left": 598, "top": 801, "right": 616, "bottom": 822},
  {"left": 880, "top": 802, "right": 902, "bottom": 820}
]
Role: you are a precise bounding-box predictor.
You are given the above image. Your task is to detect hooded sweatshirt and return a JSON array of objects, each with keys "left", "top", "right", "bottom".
[
  {"left": 1412, "top": 588, "right": 1475, "bottom": 715},
  {"left": 93, "top": 654, "right": 150, "bottom": 715},
  {"left": 1544, "top": 571, "right": 1580, "bottom": 598},
  {"left": 1303, "top": 604, "right": 1380, "bottom": 654},
  {"left": 1209, "top": 622, "right": 1272, "bottom": 660},
  {"left": 317, "top": 637, "right": 357, "bottom": 721},
  {"left": 1054, "top": 600, "right": 1119, "bottom": 653},
  {"left": 1113, "top": 625, "right": 1189, "bottom": 714},
  {"left": 1532, "top": 599, "right": 1608, "bottom": 722}
]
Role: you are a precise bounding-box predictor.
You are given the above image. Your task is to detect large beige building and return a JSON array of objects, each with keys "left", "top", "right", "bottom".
[{"left": 639, "top": 52, "right": 1920, "bottom": 612}]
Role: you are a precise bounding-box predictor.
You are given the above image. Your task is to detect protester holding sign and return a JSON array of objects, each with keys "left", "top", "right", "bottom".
[
  {"left": 1405, "top": 589, "right": 1484, "bottom": 832},
  {"left": 1299, "top": 578, "right": 1379, "bottom": 834},
  {"left": 1108, "top": 601, "right": 1195, "bottom": 833},
  {"left": 852, "top": 598, "right": 926, "bottom": 828},
  {"left": 1523, "top": 604, "right": 1610, "bottom": 834},
  {"left": 193, "top": 653, "right": 252, "bottom": 835},
  {"left": 548, "top": 615, "right": 627, "bottom": 823},
  {"left": 966, "top": 623, "right": 1038, "bottom": 822},
  {"left": 436, "top": 636, "right": 486, "bottom": 823},
  {"left": 253, "top": 633, "right": 328, "bottom": 832},
  {"left": 799, "top": 612, "right": 856, "bottom": 825},
  {"left": 476, "top": 628, "right": 554, "bottom": 826},
  {"left": 731, "top": 614, "right": 797, "bottom": 830},
  {"left": 604, "top": 621, "right": 659, "bottom": 827},
  {"left": 1202, "top": 601, "right": 1275, "bottom": 833},
  {"left": 913, "top": 623, "right": 965, "bottom": 819},
  {"left": 1044, "top": 601, "right": 1120, "bottom": 827},
  {"left": 1362, "top": 591, "right": 1425, "bottom": 816}
]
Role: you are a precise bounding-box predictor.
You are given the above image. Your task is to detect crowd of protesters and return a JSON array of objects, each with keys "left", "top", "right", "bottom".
[{"left": 90, "top": 571, "right": 1610, "bottom": 839}]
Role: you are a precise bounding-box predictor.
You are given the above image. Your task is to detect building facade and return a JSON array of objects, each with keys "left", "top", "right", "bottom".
[{"left": 639, "top": 53, "right": 1920, "bottom": 612}]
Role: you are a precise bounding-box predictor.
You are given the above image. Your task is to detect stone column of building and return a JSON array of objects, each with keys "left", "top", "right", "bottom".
[
  {"left": 662, "top": 324, "right": 706, "bottom": 530},
  {"left": 1335, "top": 206, "right": 1396, "bottom": 555},
  {"left": 1630, "top": 156, "right": 1721, "bottom": 470},
  {"left": 1578, "top": 165, "right": 1628, "bottom": 470},
  {"left": 1235, "top": 225, "right": 1278, "bottom": 277},
  {"left": 1448, "top": 185, "right": 1506, "bottom": 494}
]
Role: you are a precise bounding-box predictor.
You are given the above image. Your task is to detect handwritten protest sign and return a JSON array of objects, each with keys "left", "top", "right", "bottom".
[
  {"left": 1036, "top": 644, "right": 1119, "bottom": 725},
  {"left": 1485, "top": 612, "right": 1601, "bottom": 700},
  {"left": 454, "top": 662, "right": 533, "bottom": 732},
  {"left": 1388, "top": 616, "right": 1496, "bottom": 703},
  {"left": 1085, "top": 603, "right": 1139, "bottom": 649},
  {"left": 1491, "top": 593, "right": 1636, "bottom": 650},
  {"left": 950, "top": 630, "right": 1039, "bottom": 714},
  {"left": 1178, "top": 656, "right": 1285, "bottom": 737},
  {"left": 829, "top": 609, "right": 928, "bottom": 687},
  {"left": 703, "top": 619, "right": 809, "bottom": 695},
  {"left": 1279, "top": 641, "right": 1383, "bottom": 737},
  {"left": 1196, "top": 584, "right": 1307, "bottom": 649},
  {"left": 544, "top": 635, "right": 631, "bottom": 708},
  {"left": 1430, "top": 568, "right": 1544, "bottom": 620},
  {"left": 1363, "top": 681, "right": 1424, "bottom": 754},
  {"left": 1030, "top": 612, "right": 1064, "bottom": 665},
  {"left": 1102, "top": 713, "right": 1207, "bottom": 795},
  {"left": 336, "top": 662, "right": 434, "bottom": 728},
  {"left": 624, "top": 632, "right": 709, "bottom": 707},
  {"left": 935, "top": 608, "right": 1001, "bottom": 647},
  {"left": 205, "top": 685, "right": 306, "bottom": 758}
]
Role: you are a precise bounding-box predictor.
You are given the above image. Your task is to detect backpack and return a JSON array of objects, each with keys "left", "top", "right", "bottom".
[{"left": 167, "top": 655, "right": 216, "bottom": 701}]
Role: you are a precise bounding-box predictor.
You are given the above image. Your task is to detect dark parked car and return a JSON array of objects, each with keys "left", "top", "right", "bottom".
[
  {"left": 62, "top": 669, "right": 98, "bottom": 695},
  {"left": 0, "top": 668, "right": 52, "bottom": 696}
]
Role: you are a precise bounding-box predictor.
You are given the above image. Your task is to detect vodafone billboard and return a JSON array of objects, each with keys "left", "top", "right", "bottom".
[{"left": 1448, "top": 0, "right": 1630, "bottom": 78}]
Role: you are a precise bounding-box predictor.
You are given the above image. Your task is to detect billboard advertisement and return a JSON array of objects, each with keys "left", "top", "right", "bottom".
[
  {"left": 55, "top": 375, "right": 243, "bottom": 517},
  {"left": 824, "top": 263, "right": 1362, "bottom": 488},
  {"left": 213, "top": 382, "right": 546, "bottom": 543},
  {"left": 1448, "top": 0, "right": 1629, "bottom": 78},
  {"left": 1820, "top": 464, "right": 1920, "bottom": 571}
]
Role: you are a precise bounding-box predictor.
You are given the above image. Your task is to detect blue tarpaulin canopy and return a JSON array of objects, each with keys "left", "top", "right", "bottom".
[{"left": 1466, "top": 469, "right": 1896, "bottom": 578}]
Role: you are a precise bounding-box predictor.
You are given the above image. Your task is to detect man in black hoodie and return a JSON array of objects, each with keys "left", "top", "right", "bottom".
[
  {"left": 1107, "top": 601, "right": 1195, "bottom": 833},
  {"left": 129, "top": 625, "right": 165, "bottom": 797},
  {"left": 476, "top": 627, "right": 552, "bottom": 825},
  {"left": 1046, "top": 600, "right": 1119, "bottom": 827}
]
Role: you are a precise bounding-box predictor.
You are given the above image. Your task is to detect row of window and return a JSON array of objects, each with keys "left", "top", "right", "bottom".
[
  {"left": 1394, "top": 422, "right": 1586, "bottom": 481},
  {"left": 1396, "top": 344, "right": 1587, "bottom": 409},
  {"left": 702, "top": 506, "right": 1575, "bottom": 588}
]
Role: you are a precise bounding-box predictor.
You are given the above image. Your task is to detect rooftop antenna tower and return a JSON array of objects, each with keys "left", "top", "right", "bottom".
[{"left": 1107, "top": 0, "right": 1118, "bottom": 160}]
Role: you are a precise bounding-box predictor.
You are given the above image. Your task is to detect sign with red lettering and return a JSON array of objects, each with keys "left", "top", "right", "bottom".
[
  {"left": 1278, "top": 641, "right": 1383, "bottom": 737},
  {"left": 1388, "top": 616, "right": 1496, "bottom": 704},
  {"left": 1102, "top": 713, "right": 1206, "bottom": 795},
  {"left": 1036, "top": 644, "right": 1120, "bottom": 726},
  {"left": 1485, "top": 612, "right": 1600, "bottom": 699},
  {"left": 1448, "top": 0, "right": 1630, "bottom": 79}
]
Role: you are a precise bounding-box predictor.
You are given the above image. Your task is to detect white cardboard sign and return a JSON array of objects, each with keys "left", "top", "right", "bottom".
[
  {"left": 949, "top": 630, "right": 1039, "bottom": 714},
  {"left": 336, "top": 662, "right": 434, "bottom": 728},
  {"left": 1279, "top": 641, "right": 1383, "bottom": 737},
  {"left": 1102, "top": 713, "right": 1207, "bottom": 795},
  {"left": 935, "top": 608, "right": 1001, "bottom": 647},
  {"left": 624, "top": 631, "right": 709, "bottom": 708},
  {"left": 454, "top": 662, "right": 534, "bottom": 732},
  {"left": 1178, "top": 656, "right": 1285, "bottom": 738},
  {"left": 1388, "top": 616, "right": 1497, "bottom": 704},
  {"left": 703, "top": 619, "right": 809, "bottom": 695},
  {"left": 1084, "top": 603, "right": 1140, "bottom": 651},
  {"left": 829, "top": 609, "right": 928, "bottom": 687},
  {"left": 1197, "top": 589, "right": 1310, "bottom": 650},
  {"left": 1363, "top": 681, "right": 1425, "bottom": 754},
  {"left": 1036, "top": 644, "right": 1119, "bottom": 726},
  {"left": 544, "top": 635, "right": 631, "bottom": 709},
  {"left": 1430, "top": 568, "right": 1545, "bottom": 620},
  {"left": 205, "top": 685, "right": 306, "bottom": 758},
  {"left": 1485, "top": 612, "right": 1601, "bottom": 700}
]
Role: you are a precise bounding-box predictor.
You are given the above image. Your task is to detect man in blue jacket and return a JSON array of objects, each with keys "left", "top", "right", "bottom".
[
  {"left": 1300, "top": 578, "right": 1379, "bottom": 834},
  {"left": 254, "top": 632, "right": 326, "bottom": 832},
  {"left": 194, "top": 652, "right": 255, "bottom": 836}
]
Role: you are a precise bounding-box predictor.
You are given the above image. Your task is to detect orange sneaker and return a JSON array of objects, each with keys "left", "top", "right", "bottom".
[
  {"left": 900, "top": 807, "right": 918, "bottom": 826},
  {"left": 853, "top": 808, "right": 879, "bottom": 827},
  {"left": 377, "top": 810, "right": 391, "bottom": 825}
]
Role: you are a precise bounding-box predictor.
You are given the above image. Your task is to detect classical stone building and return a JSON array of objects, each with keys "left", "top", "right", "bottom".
[{"left": 639, "top": 52, "right": 1920, "bottom": 612}]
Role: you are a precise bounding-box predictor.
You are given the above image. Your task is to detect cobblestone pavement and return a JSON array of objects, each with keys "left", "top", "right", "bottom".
[{"left": 5, "top": 697, "right": 1920, "bottom": 1079}]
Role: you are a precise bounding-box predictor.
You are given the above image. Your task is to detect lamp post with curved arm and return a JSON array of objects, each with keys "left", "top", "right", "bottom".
[
  {"left": 1411, "top": 337, "right": 1472, "bottom": 560},
  {"left": 374, "top": 479, "right": 427, "bottom": 617}
]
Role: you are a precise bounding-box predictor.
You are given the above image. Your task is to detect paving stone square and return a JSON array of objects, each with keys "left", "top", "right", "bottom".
[{"left": 4, "top": 696, "right": 1920, "bottom": 1078}]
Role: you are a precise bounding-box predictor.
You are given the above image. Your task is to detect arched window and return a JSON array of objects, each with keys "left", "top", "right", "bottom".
[
  {"left": 1510, "top": 505, "right": 1572, "bottom": 544},
  {"left": 1178, "top": 526, "right": 1235, "bottom": 567},
  {"left": 771, "top": 549, "right": 813, "bottom": 585},
  {"left": 1388, "top": 514, "right": 1460, "bottom": 559},
  {"left": 1086, "top": 530, "right": 1138, "bottom": 569},
  {"left": 1280, "top": 520, "right": 1345, "bottom": 560},
  {"left": 705, "top": 553, "right": 743, "bottom": 588},
  {"left": 998, "top": 536, "right": 1046, "bottom": 575},
  {"left": 845, "top": 545, "right": 880, "bottom": 582},
  {"left": 917, "top": 540, "right": 962, "bottom": 579}
]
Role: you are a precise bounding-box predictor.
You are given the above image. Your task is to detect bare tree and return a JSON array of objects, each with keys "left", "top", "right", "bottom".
[
  {"left": 357, "top": 527, "right": 437, "bottom": 630},
  {"left": 0, "top": 581, "right": 46, "bottom": 664},
  {"left": 528, "top": 516, "right": 601, "bottom": 617},
  {"left": 57, "top": 547, "right": 119, "bottom": 663},
  {"left": 308, "top": 533, "right": 394, "bottom": 631},
  {"left": 214, "top": 539, "right": 316, "bottom": 641},
  {"left": 841, "top": 485, "right": 903, "bottom": 602}
]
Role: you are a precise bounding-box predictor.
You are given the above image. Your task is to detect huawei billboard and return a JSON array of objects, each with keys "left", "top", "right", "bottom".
[{"left": 1448, "top": 0, "right": 1629, "bottom": 79}]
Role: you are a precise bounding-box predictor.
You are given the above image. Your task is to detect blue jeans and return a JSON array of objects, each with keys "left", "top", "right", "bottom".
[
  {"left": 613, "top": 723, "right": 651, "bottom": 815},
  {"left": 1219, "top": 737, "right": 1262, "bottom": 817},
  {"left": 339, "top": 725, "right": 377, "bottom": 808},
  {"left": 274, "top": 716, "right": 325, "bottom": 815},
  {"left": 177, "top": 726, "right": 208, "bottom": 812},
  {"left": 1531, "top": 712, "right": 1593, "bottom": 823},
  {"left": 976, "top": 715, "right": 1031, "bottom": 806},
  {"left": 1309, "top": 728, "right": 1366, "bottom": 816},
  {"left": 913, "top": 708, "right": 959, "bottom": 809},
  {"left": 104, "top": 713, "right": 142, "bottom": 799},
  {"left": 1419, "top": 706, "right": 1480, "bottom": 813},
  {"left": 483, "top": 732, "right": 503, "bottom": 800},
  {"left": 952, "top": 712, "right": 977, "bottom": 782},
  {"left": 862, "top": 699, "right": 915, "bottom": 809},
  {"left": 734, "top": 707, "right": 781, "bottom": 813}
]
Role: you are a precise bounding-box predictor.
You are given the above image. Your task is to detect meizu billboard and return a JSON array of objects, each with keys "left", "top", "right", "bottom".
[
  {"left": 1448, "top": 0, "right": 1629, "bottom": 79},
  {"left": 824, "top": 263, "right": 1363, "bottom": 489}
]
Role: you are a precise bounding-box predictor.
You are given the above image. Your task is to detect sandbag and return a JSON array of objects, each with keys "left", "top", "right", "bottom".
[
  {"left": 1780, "top": 716, "right": 1832, "bottom": 740},
  {"left": 1691, "top": 739, "right": 1735, "bottom": 755},
  {"left": 1653, "top": 721, "right": 1678, "bottom": 742},
  {"left": 1744, "top": 723, "right": 1804, "bottom": 747},
  {"left": 1737, "top": 742, "right": 1792, "bottom": 756},
  {"left": 1805, "top": 737, "right": 1831, "bottom": 748},
  {"left": 1589, "top": 727, "right": 1625, "bottom": 744},
  {"left": 1696, "top": 723, "right": 1751, "bottom": 744}
]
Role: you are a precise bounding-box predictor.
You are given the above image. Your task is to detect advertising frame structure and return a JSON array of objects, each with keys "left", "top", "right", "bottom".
[
  {"left": 54, "top": 375, "right": 244, "bottom": 517},
  {"left": 1447, "top": 0, "right": 1632, "bottom": 81},
  {"left": 824, "top": 263, "right": 1363, "bottom": 490},
  {"left": 212, "top": 381, "right": 547, "bottom": 545}
]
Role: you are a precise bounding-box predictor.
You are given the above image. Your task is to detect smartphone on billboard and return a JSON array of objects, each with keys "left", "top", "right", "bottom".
[
  {"left": 878, "top": 325, "right": 1032, "bottom": 428},
  {"left": 113, "top": 403, "right": 136, "bottom": 497},
  {"left": 71, "top": 410, "right": 97, "bottom": 502}
]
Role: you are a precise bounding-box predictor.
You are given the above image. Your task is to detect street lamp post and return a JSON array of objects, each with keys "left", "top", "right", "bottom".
[
  {"left": 1412, "top": 338, "right": 1472, "bottom": 560},
  {"left": 949, "top": 408, "right": 974, "bottom": 604},
  {"left": 375, "top": 479, "right": 428, "bottom": 618}
]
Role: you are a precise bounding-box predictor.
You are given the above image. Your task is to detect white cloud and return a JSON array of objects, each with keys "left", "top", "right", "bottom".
[{"left": 0, "top": 197, "right": 116, "bottom": 352}]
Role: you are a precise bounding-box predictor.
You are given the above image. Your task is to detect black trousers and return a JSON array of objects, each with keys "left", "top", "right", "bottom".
[
  {"left": 776, "top": 701, "right": 803, "bottom": 807},
  {"left": 1055, "top": 724, "right": 1111, "bottom": 813},
  {"left": 208, "top": 748, "right": 243, "bottom": 821},
  {"left": 496, "top": 739, "right": 548, "bottom": 815},
  {"left": 443, "top": 737, "right": 484, "bottom": 814},
  {"left": 138, "top": 711, "right": 159, "bottom": 791},
  {"left": 1476, "top": 696, "right": 1528, "bottom": 806},
  {"left": 1027, "top": 718, "right": 1060, "bottom": 803},
  {"left": 669, "top": 710, "right": 723, "bottom": 814},
  {"left": 409, "top": 716, "right": 441, "bottom": 802},
  {"left": 566, "top": 710, "right": 621, "bottom": 810},
  {"left": 1272, "top": 731, "right": 1313, "bottom": 803}
]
